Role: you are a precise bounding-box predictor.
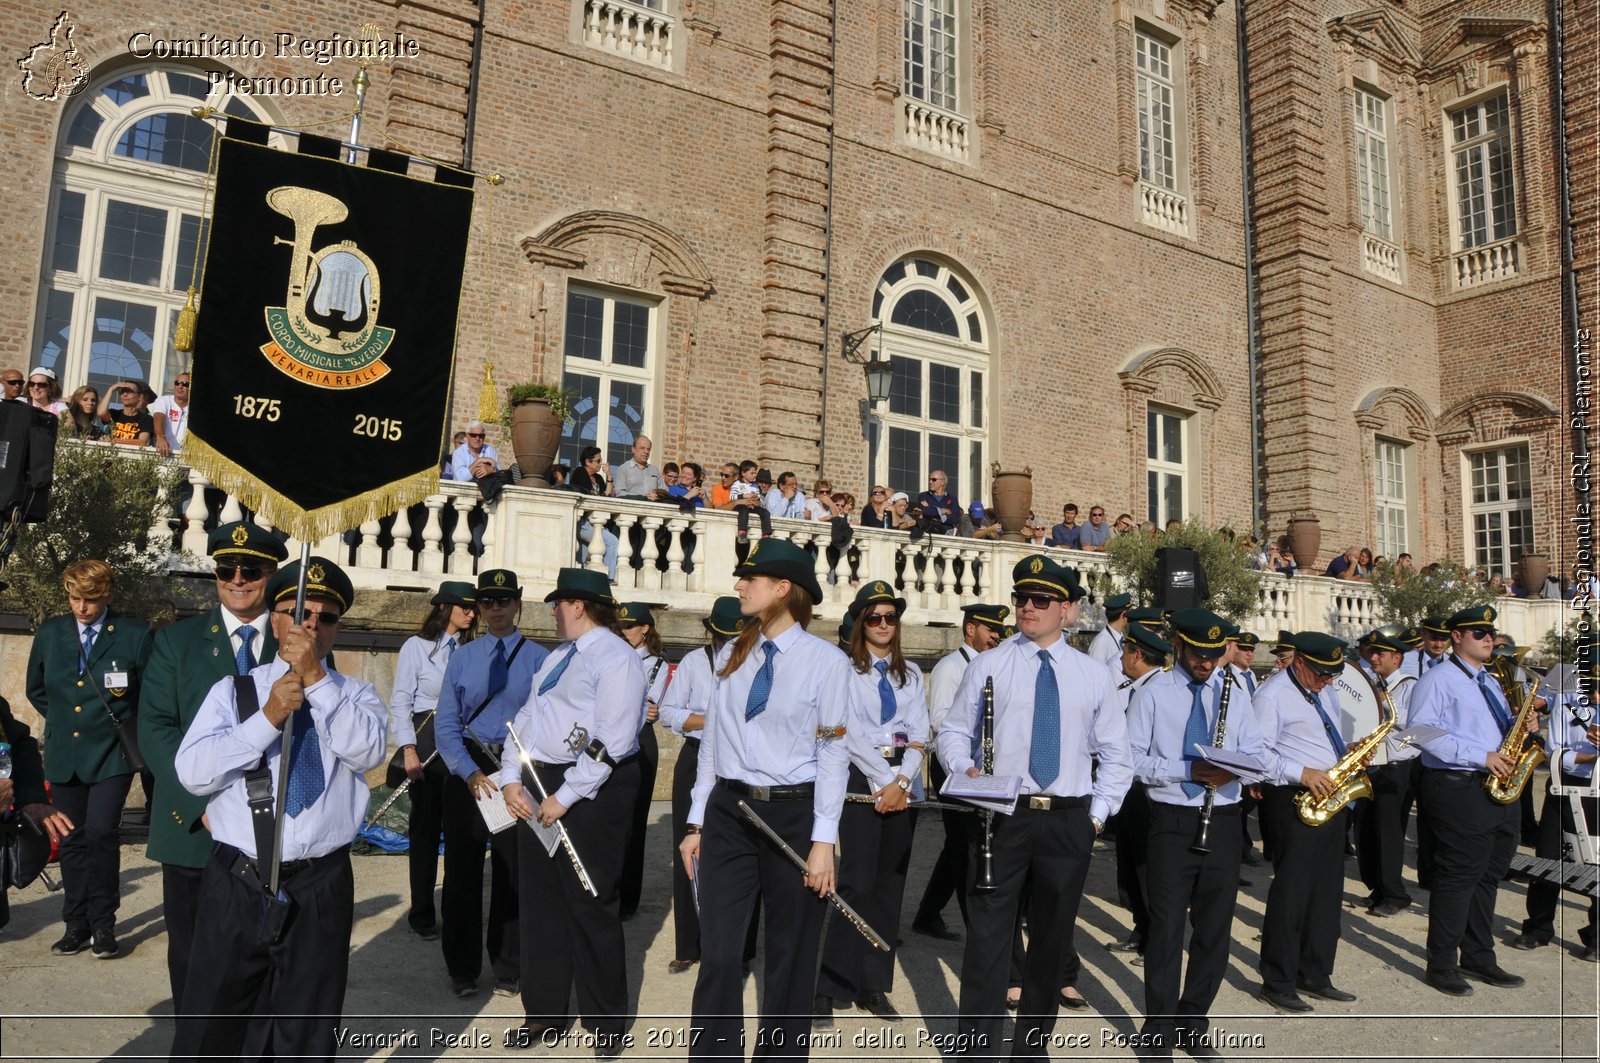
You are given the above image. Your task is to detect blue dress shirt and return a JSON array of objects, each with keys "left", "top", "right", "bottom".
[
  {"left": 1127, "top": 664, "right": 1272, "bottom": 807},
  {"left": 448, "top": 441, "right": 498, "bottom": 482},
  {"left": 1409, "top": 655, "right": 1514, "bottom": 771},
  {"left": 844, "top": 652, "right": 930, "bottom": 792},
  {"left": 436, "top": 631, "right": 548, "bottom": 780}
]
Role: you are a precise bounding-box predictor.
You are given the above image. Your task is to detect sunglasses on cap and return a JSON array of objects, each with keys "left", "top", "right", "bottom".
[
  {"left": 478, "top": 594, "right": 516, "bottom": 607},
  {"left": 215, "top": 563, "right": 268, "bottom": 583},
  {"left": 1012, "top": 591, "right": 1065, "bottom": 609},
  {"left": 862, "top": 612, "right": 899, "bottom": 628}
]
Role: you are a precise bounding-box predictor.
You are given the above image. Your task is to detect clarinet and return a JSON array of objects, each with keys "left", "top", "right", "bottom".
[
  {"left": 973, "top": 677, "right": 998, "bottom": 893},
  {"left": 1189, "top": 669, "right": 1235, "bottom": 856}
]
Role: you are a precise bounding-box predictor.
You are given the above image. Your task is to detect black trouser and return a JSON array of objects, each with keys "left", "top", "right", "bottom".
[
  {"left": 1258, "top": 787, "right": 1346, "bottom": 994},
  {"left": 440, "top": 774, "right": 520, "bottom": 983},
  {"left": 1410, "top": 760, "right": 1436, "bottom": 890},
  {"left": 519, "top": 760, "right": 638, "bottom": 1040},
  {"left": 51, "top": 773, "right": 133, "bottom": 933},
  {"left": 405, "top": 757, "right": 445, "bottom": 932},
  {"left": 620, "top": 723, "right": 660, "bottom": 917},
  {"left": 955, "top": 801, "right": 1094, "bottom": 1062},
  {"left": 817, "top": 765, "right": 914, "bottom": 1001},
  {"left": 914, "top": 758, "right": 970, "bottom": 927},
  {"left": 1114, "top": 781, "right": 1152, "bottom": 944},
  {"left": 1238, "top": 791, "right": 1259, "bottom": 850},
  {"left": 172, "top": 844, "right": 353, "bottom": 1063},
  {"left": 161, "top": 863, "right": 204, "bottom": 1012},
  {"left": 1357, "top": 762, "right": 1415, "bottom": 907},
  {"left": 690, "top": 784, "right": 826, "bottom": 1060},
  {"left": 1522, "top": 784, "right": 1599, "bottom": 944},
  {"left": 671, "top": 736, "right": 704, "bottom": 961},
  {"left": 1140, "top": 802, "right": 1242, "bottom": 1056},
  {"left": 1421, "top": 769, "right": 1519, "bottom": 973}
]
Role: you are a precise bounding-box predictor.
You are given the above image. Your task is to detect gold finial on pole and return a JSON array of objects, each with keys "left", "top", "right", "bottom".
[{"left": 478, "top": 359, "right": 500, "bottom": 424}]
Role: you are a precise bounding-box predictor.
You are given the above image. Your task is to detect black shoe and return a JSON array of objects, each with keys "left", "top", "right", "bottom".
[
  {"left": 450, "top": 976, "right": 478, "bottom": 998},
  {"left": 1130, "top": 952, "right": 1146, "bottom": 967},
  {"left": 1574, "top": 943, "right": 1599, "bottom": 963},
  {"left": 50, "top": 928, "right": 91, "bottom": 956},
  {"left": 411, "top": 921, "right": 440, "bottom": 941},
  {"left": 1241, "top": 846, "right": 1262, "bottom": 866},
  {"left": 668, "top": 958, "right": 697, "bottom": 974},
  {"left": 594, "top": 1034, "right": 624, "bottom": 1061},
  {"left": 857, "top": 990, "right": 902, "bottom": 1021},
  {"left": 1258, "top": 988, "right": 1313, "bottom": 1013},
  {"left": 911, "top": 916, "right": 961, "bottom": 941},
  {"left": 1368, "top": 900, "right": 1409, "bottom": 918},
  {"left": 1108, "top": 934, "right": 1144, "bottom": 954},
  {"left": 1059, "top": 989, "right": 1089, "bottom": 1010},
  {"left": 1423, "top": 969, "right": 1473, "bottom": 997},
  {"left": 1507, "top": 932, "right": 1545, "bottom": 951},
  {"left": 90, "top": 929, "right": 120, "bottom": 959},
  {"left": 1297, "top": 982, "right": 1355, "bottom": 1003},
  {"left": 1179, "top": 1033, "right": 1225, "bottom": 1061},
  {"left": 493, "top": 978, "right": 519, "bottom": 997},
  {"left": 1460, "top": 963, "right": 1524, "bottom": 988},
  {"left": 812, "top": 994, "right": 836, "bottom": 1028}
]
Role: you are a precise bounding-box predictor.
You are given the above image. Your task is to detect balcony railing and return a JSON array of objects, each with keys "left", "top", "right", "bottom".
[
  {"left": 583, "top": 0, "right": 674, "bottom": 71},
  {"left": 1139, "top": 181, "right": 1189, "bottom": 236},
  {"left": 1454, "top": 237, "right": 1520, "bottom": 289},
  {"left": 148, "top": 464, "right": 1565, "bottom": 648},
  {"left": 1362, "top": 233, "right": 1402, "bottom": 283},
  {"left": 903, "top": 98, "right": 970, "bottom": 162}
]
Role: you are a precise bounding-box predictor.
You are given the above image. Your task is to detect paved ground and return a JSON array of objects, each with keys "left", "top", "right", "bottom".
[{"left": 0, "top": 803, "right": 1595, "bottom": 1061}]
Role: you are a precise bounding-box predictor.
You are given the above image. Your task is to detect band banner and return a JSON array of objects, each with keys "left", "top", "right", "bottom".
[{"left": 184, "top": 131, "right": 474, "bottom": 542}]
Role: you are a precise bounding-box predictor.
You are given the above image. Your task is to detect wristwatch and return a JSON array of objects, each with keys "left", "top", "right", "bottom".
[
  {"left": 894, "top": 774, "right": 912, "bottom": 793},
  {"left": 1090, "top": 815, "right": 1104, "bottom": 834}
]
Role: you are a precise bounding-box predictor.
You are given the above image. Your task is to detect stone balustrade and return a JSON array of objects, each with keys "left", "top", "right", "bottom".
[
  {"left": 582, "top": 0, "right": 675, "bottom": 70},
  {"left": 903, "top": 98, "right": 970, "bottom": 162},
  {"left": 1453, "top": 237, "right": 1520, "bottom": 289},
  {"left": 1139, "top": 181, "right": 1189, "bottom": 236}
]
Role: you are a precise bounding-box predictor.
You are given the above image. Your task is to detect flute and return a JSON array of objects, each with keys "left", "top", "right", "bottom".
[{"left": 505, "top": 723, "right": 599, "bottom": 897}]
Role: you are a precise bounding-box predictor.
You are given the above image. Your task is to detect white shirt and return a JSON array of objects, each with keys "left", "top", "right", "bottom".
[
  {"left": 1252, "top": 668, "right": 1345, "bottom": 785},
  {"left": 844, "top": 652, "right": 929, "bottom": 792},
  {"left": 1127, "top": 664, "right": 1272, "bottom": 807},
  {"left": 176, "top": 660, "right": 388, "bottom": 860},
  {"left": 659, "top": 645, "right": 717, "bottom": 737},
  {"left": 927, "top": 644, "right": 978, "bottom": 736},
  {"left": 1087, "top": 625, "right": 1123, "bottom": 666},
  {"left": 389, "top": 633, "right": 457, "bottom": 747},
  {"left": 637, "top": 646, "right": 671, "bottom": 708},
  {"left": 148, "top": 395, "right": 188, "bottom": 452}
]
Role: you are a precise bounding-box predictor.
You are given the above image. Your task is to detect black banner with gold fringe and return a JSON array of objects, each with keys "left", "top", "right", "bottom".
[{"left": 184, "top": 125, "right": 474, "bottom": 541}]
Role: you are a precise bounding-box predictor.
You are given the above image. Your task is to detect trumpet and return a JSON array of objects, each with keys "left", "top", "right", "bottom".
[
  {"left": 1190, "top": 671, "right": 1233, "bottom": 855},
  {"left": 1484, "top": 654, "right": 1546, "bottom": 804},
  {"left": 974, "top": 677, "right": 997, "bottom": 893},
  {"left": 505, "top": 723, "right": 598, "bottom": 897}
]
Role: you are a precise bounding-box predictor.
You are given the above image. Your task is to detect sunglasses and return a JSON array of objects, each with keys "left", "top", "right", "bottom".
[
  {"left": 272, "top": 606, "right": 340, "bottom": 625},
  {"left": 862, "top": 613, "right": 899, "bottom": 628},
  {"left": 1461, "top": 628, "right": 1495, "bottom": 640},
  {"left": 1012, "top": 592, "right": 1065, "bottom": 609},
  {"left": 478, "top": 594, "right": 516, "bottom": 607},
  {"left": 174, "top": 380, "right": 190, "bottom": 388},
  {"left": 28, "top": 381, "right": 51, "bottom": 389},
  {"left": 214, "top": 563, "right": 268, "bottom": 583},
  {"left": 466, "top": 432, "right": 485, "bottom": 438},
  {"left": 3, "top": 379, "right": 22, "bottom": 387}
]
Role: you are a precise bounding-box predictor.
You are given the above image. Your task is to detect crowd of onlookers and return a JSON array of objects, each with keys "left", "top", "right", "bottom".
[{"left": 4, "top": 366, "right": 189, "bottom": 457}]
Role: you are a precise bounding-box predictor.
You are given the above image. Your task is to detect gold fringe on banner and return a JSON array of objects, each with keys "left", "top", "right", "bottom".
[
  {"left": 182, "top": 433, "right": 442, "bottom": 545},
  {"left": 173, "top": 288, "right": 198, "bottom": 353},
  {"left": 478, "top": 360, "right": 499, "bottom": 424}
]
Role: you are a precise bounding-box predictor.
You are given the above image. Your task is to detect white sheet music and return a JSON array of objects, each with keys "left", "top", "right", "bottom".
[
  {"left": 941, "top": 772, "right": 1023, "bottom": 814},
  {"left": 1193, "top": 744, "right": 1272, "bottom": 784},
  {"left": 475, "top": 789, "right": 518, "bottom": 834}
]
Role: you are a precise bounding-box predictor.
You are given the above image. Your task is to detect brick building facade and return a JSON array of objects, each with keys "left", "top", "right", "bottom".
[{"left": 0, "top": 0, "right": 1582, "bottom": 580}]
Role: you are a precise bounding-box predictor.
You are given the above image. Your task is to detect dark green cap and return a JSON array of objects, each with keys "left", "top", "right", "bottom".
[
  {"left": 618, "top": 602, "right": 655, "bottom": 627},
  {"left": 208, "top": 521, "right": 288, "bottom": 564},
  {"left": 1104, "top": 592, "right": 1133, "bottom": 614},
  {"left": 1292, "top": 631, "right": 1347, "bottom": 673},
  {"left": 847, "top": 579, "right": 906, "bottom": 619},
  {"left": 733, "top": 538, "right": 823, "bottom": 604},
  {"left": 1399, "top": 626, "right": 1423, "bottom": 648},
  {"left": 1168, "top": 608, "right": 1231, "bottom": 659},
  {"left": 1270, "top": 629, "right": 1296, "bottom": 654},
  {"left": 1421, "top": 615, "right": 1451, "bottom": 636},
  {"left": 1235, "top": 631, "right": 1260, "bottom": 650},
  {"left": 1012, "top": 554, "right": 1085, "bottom": 602},
  {"left": 1125, "top": 623, "right": 1172, "bottom": 659},
  {"left": 961, "top": 602, "right": 1010, "bottom": 631},
  {"left": 478, "top": 569, "right": 522, "bottom": 598},
  {"left": 703, "top": 596, "right": 747, "bottom": 638},
  {"left": 431, "top": 581, "right": 477, "bottom": 608},
  {"left": 1366, "top": 630, "right": 1409, "bottom": 655},
  {"left": 268, "top": 557, "right": 354, "bottom": 612},
  {"left": 544, "top": 567, "right": 617, "bottom": 607},
  {"left": 1447, "top": 604, "right": 1497, "bottom": 631},
  {"left": 1127, "top": 607, "right": 1165, "bottom": 632}
]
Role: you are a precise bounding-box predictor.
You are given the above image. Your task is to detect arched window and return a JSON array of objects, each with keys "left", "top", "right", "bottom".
[
  {"left": 869, "top": 256, "right": 989, "bottom": 505},
  {"left": 35, "top": 65, "right": 274, "bottom": 396}
]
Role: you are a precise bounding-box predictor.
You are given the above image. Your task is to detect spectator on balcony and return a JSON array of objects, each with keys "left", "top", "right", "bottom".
[
  {"left": 860, "top": 485, "right": 892, "bottom": 528},
  {"left": 709, "top": 463, "right": 738, "bottom": 509},
  {"left": 1049, "top": 504, "right": 1082, "bottom": 549},
  {"left": 805, "top": 479, "right": 836, "bottom": 522},
  {"left": 663, "top": 462, "right": 680, "bottom": 491},
  {"left": 669, "top": 462, "right": 706, "bottom": 507},
  {"left": 25, "top": 367, "right": 67, "bottom": 416},
  {"left": 1079, "top": 506, "right": 1113, "bottom": 551},
  {"left": 1325, "top": 546, "right": 1360, "bottom": 580},
  {"left": 571, "top": 446, "right": 620, "bottom": 581},
  {"left": 969, "top": 502, "right": 1003, "bottom": 541},
  {"left": 1114, "top": 513, "right": 1135, "bottom": 535},
  {"left": 446, "top": 422, "right": 499, "bottom": 483},
  {"left": 544, "top": 462, "right": 571, "bottom": 487},
  {"left": 765, "top": 471, "right": 808, "bottom": 521},
  {"left": 63, "top": 386, "right": 104, "bottom": 440},
  {"left": 1, "top": 369, "right": 24, "bottom": 402},
  {"left": 1023, "top": 515, "right": 1050, "bottom": 547},
  {"left": 148, "top": 372, "right": 190, "bottom": 457},
  {"left": 1274, "top": 541, "right": 1299, "bottom": 578},
  {"left": 730, "top": 460, "right": 772, "bottom": 542},
  {"left": 97, "top": 380, "right": 155, "bottom": 447},
  {"left": 916, "top": 470, "right": 960, "bottom": 535},
  {"left": 613, "top": 435, "right": 668, "bottom": 501},
  {"left": 887, "top": 492, "right": 918, "bottom": 533}
]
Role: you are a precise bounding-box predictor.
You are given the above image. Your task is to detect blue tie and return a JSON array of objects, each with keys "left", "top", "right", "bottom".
[
  {"left": 875, "top": 660, "right": 897, "bottom": 725},
  {"left": 445, "top": 636, "right": 457, "bottom": 657},
  {"left": 234, "top": 626, "right": 256, "bottom": 676},
  {"left": 79, "top": 626, "right": 96, "bottom": 674},
  {"left": 745, "top": 642, "right": 779, "bottom": 721},
  {"left": 1245, "top": 671, "right": 1257, "bottom": 695},
  {"left": 1427, "top": 655, "right": 1442, "bottom": 669},
  {"left": 1310, "top": 691, "right": 1347, "bottom": 758},
  {"left": 1029, "top": 650, "right": 1060, "bottom": 789},
  {"left": 537, "top": 644, "right": 576, "bottom": 696},
  {"left": 1476, "top": 671, "right": 1513, "bottom": 732},
  {"left": 1180, "top": 681, "right": 1210, "bottom": 798},
  {"left": 283, "top": 708, "right": 324, "bottom": 817},
  {"left": 488, "top": 639, "right": 510, "bottom": 699}
]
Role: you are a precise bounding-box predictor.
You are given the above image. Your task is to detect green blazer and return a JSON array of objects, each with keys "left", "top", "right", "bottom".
[
  {"left": 139, "top": 608, "right": 278, "bottom": 868},
  {"left": 26, "top": 611, "right": 153, "bottom": 785}
]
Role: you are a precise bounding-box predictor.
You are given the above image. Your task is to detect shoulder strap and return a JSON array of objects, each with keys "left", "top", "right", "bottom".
[
  {"left": 462, "top": 636, "right": 528, "bottom": 731},
  {"left": 234, "top": 674, "right": 277, "bottom": 874}
]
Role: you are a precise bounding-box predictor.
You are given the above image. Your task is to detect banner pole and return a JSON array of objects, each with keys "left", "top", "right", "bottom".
[{"left": 268, "top": 541, "right": 313, "bottom": 894}]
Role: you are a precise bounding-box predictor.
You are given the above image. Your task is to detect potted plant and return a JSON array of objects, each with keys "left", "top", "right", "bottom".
[{"left": 503, "top": 382, "right": 573, "bottom": 489}]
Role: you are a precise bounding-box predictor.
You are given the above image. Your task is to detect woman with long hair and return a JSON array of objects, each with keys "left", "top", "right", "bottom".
[
  {"left": 815, "top": 582, "right": 928, "bottom": 1024},
  {"left": 63, "top": 386, "right": 104, "bottom": 439},
  {"left": 570, "top": 445, "right": 620, "bottom": 579},
  {"left": 680, "top": 539, "right": 853, "bottom": 1060},
  {"left": 859, "top": 485, "right": 892, "bottom": 528},
  {"left": 617, "top": 603, "right": 671, "bottom": 920},
  {"left": 389, "top": 581, "right": 478, "bottom": 940},
  {"left": 26, "top": 366, "right": 67, "bottom": 415}
]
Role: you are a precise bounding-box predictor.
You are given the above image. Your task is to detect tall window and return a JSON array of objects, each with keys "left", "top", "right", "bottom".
[
  {"left": 904, "top": 0, "right": 959, "bottom": 111},
  {"left": 39, "top": 67, "right": 271, "bottom": 396},
  {"left": 1450, "top": 93, "right": 1517, "bottom": 250},
  {"left": 1374, "top": 438, "right": 1408, "bottom": 557},
  {"left": 871, "top": 257, "right": 987, "bottom": 504},
  {"left": 558, "top": 287, "right": 656, "bottom": 469},
  {"left": 1467, "top": 445, "right": 1534, "bottom": 579},
  {"left": 1136, "top": 30, "right": 1177, "bottom": 191},
  {"left": 1354, "top": 89, "right": 1393, "bottom": 241},
  {"left": 1146, "top": 406, "right": 1189, "bottom": 526}
]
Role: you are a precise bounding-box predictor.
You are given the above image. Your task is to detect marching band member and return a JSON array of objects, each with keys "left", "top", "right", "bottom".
[
  {"left": 1356, "top": 630, "right": 1420, "bottom": 917},
  {"left": 617, "top": 603, "right": 672, "bottom": 921},
  {"left": 680, "top": 539, "right": 852, "bottom": 1060},
  {"left": 502, "top": 568, "right": 645, "bottom": 1058},
  {"left": 1254, "top": 632, "right": 1358, "bottom": 1012},
  {"left": 815, "top": 582, "right": 929, "bottom": 1024},
  {"left": 1269, "top": 630, "right": 1295, "bottom": 672},
  {"left": 937, "top": 555, "right": 1131, "bottom": 1062},
  {"left": 1126, "top": 608, "right": 1270, "bottom": 1061},
  {"left": 1407, "top": 605, "right": 1527, "bottom": 996},
  {"left": 912, "top": 602, "right": 1008, "bottom": 940},
  {"left": 1105, "top": 622, "right": 1173, "bottom": 961},
  {"left": 433, "top": 569, "right": 547, "bottom": 998},
  {"left": 1087, "top": 593, "right": 1132, "bottom": 665}
]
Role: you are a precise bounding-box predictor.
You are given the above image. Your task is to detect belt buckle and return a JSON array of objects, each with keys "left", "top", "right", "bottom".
[
  {"left": 750, "top": 784, "right": 770, "bottom": 801},
  {"left": 1029, "top": 795, "right": 1050, "bottom": 811},
  {"left": 878, "top": 745, "right": 894, "bottom": 759}
]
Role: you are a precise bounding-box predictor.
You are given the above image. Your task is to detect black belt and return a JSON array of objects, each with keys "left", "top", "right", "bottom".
[
  {"left": 532, "top": 753, "right": 638, "bottom": 771},
  {"left": 717, "top": 777, "right": 814, "bottom": 802},
  {"left": 1015, "top": 794, "right": 1090, "bottom": 812},
  {"left": 876, "top": 746, "right": 906, "bottom": 766},
  {"left": 217, "top": 841, "right": 336, "bottom": 885},
  {"left": 1156, "top": 801, "right": 1243, "bottom": 816},
  {"left": 1430, "top": 768, "right": 1491, "bottom": 783}
]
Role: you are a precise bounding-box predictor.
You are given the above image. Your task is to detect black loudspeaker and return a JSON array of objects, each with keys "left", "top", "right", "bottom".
[
  {"left": 1155, "top": 546, "right": 1210, "bottom": 610},
  {"left": 0, "top": 401, "right": 58, "bottom": 524}
]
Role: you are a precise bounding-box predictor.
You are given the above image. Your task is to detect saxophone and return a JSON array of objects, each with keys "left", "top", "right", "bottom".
[
  {"left": 1484, "top": 654, "right": 1546, "bottom": 804},
  {"left": 1294, "top": 665, "right": 1396, "bottom": 827}
]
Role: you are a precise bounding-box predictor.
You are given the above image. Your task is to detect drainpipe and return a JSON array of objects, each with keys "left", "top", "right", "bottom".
[
  {"left": 462, "top": 0, "right": 488, "bottom": 169},
  {"left": 818, "top": 1, "right": 840, "bottom": 477},
  {"left": 1235, "top": 2, "right": 1266, "bottom": 533},
  {"left": 1550, "top": 0, "right": 1588, "bottom": 546}
]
